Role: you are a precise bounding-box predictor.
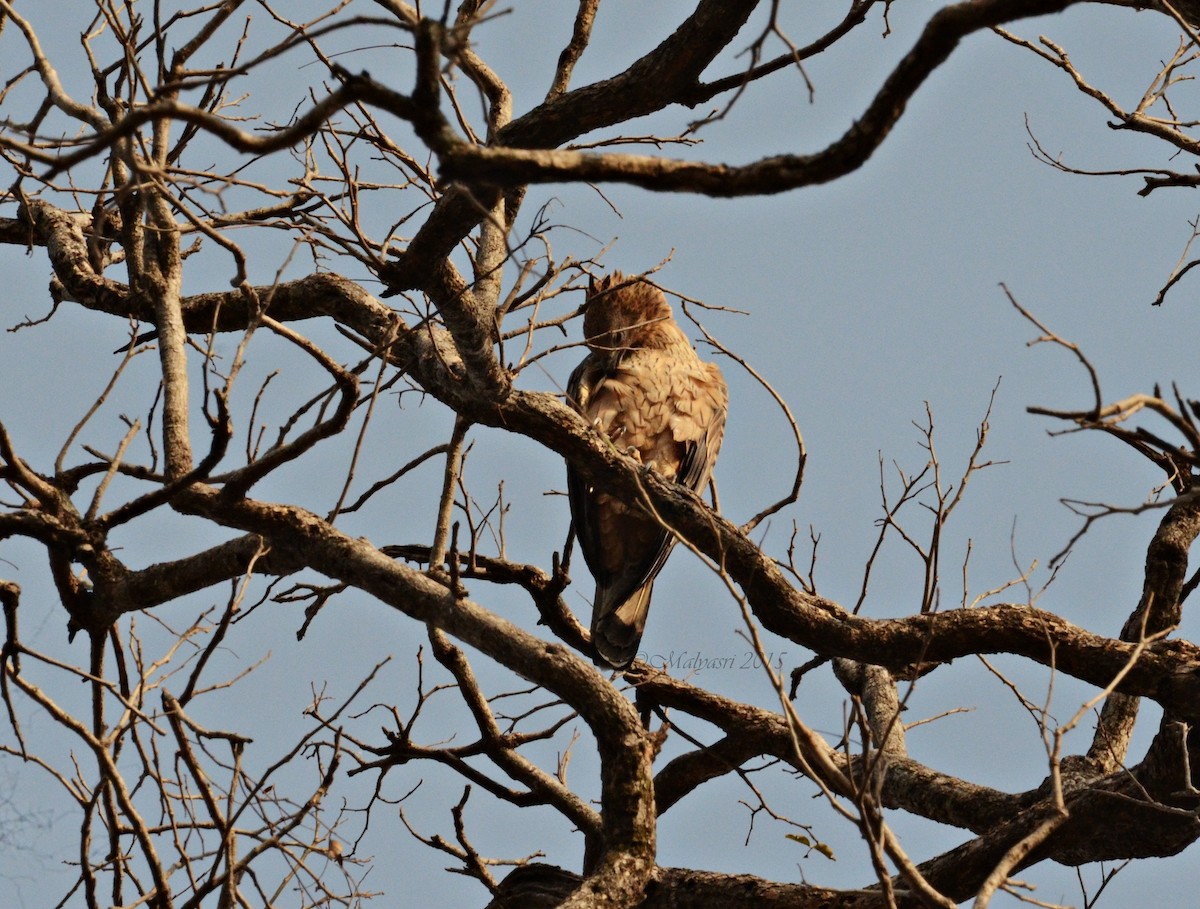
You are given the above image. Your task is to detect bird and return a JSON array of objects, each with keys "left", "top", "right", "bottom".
[{"left": 566, "top": 272, "right": 728, "bottom": 669}]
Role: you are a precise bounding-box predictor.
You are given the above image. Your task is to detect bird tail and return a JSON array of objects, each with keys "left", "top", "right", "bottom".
[{"left": 592, "top": 582, "right": 654, "bottom": 669}]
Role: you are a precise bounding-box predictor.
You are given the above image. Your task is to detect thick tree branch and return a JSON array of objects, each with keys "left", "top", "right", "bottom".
[
  {"left": 438, "top": 0, "right": 1084, "bottom": 194},
  {"left": 173, "top": 483, "right": 657, "bottom": 905},
  {"left": 380, "top": 0, "right": 762, "bottom": 290},
  {"left": 17, "top": 201, "right": 1200, "bottom": 719}
]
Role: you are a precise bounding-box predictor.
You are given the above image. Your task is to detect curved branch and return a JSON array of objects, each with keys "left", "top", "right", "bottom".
[
  {"left": 107, "top": 533, "right": 302, "bottom": 614},
  {"left": 174, "top": 483, "right": 657, "bottom": 904},
  {"left": 30, "top": 75, "right": 419, "bottom": 180},
  {"left": 26, "top": 210, "right": 1200, "bottom": 720},
  {"left": 466, "top": 388, "right": 1200, "bottom": 718},
  {"left": 22, "top": 196, "right": 1200, "bottom": 720},
  {"left": 438, "top": 0, "right": 1083, "bottom": 194},
  {"left": 380, "top": 0, "right": 762, "bottom": 290}
]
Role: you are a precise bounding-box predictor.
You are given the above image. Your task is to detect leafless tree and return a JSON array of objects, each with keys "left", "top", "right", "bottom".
[{"left": 2, "top": 2, "right": 1200, "bottom": 908}]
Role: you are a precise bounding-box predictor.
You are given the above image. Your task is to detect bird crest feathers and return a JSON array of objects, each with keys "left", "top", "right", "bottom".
[{"left": 583, "top": 272, "right": 676, "bottom": 353}]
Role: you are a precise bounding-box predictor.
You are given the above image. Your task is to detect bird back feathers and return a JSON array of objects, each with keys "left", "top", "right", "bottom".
[{"left": 567, "top": 273, "right": 728, "bottom": 669}]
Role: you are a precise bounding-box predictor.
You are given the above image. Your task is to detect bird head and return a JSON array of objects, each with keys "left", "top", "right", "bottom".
[{"left": 583, "top": 272, "right": 674, "bottom": 353}]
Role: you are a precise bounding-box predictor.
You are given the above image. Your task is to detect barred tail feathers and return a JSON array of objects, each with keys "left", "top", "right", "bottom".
[{"left": 591, "top": 581, "right": 654, "bottom": 669}]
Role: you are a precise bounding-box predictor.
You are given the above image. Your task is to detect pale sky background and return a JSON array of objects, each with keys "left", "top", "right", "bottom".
[{"left": 3, "top": 3, "right": 1200, "bottom": 907}]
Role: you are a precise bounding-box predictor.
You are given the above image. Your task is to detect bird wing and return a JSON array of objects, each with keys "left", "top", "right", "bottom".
[
  {"left": 670, "top": 359, "right": 729, "bottom": 496},
  {"left": 565, "top": 355, "right": 607, "bottom": 584},
  {"left": 567, "top": 354, "right": 668, "bottom": 610}
]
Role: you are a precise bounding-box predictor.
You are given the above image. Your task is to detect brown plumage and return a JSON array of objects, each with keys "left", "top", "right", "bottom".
[{"left": 567, "top": 273, "right": 728, "bottom": 668}]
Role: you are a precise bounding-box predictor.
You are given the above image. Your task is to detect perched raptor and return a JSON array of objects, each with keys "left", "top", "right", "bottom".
[{"left": 567, "top": 273, "right": 728, "bottom": 669}]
